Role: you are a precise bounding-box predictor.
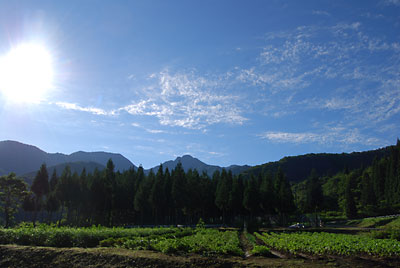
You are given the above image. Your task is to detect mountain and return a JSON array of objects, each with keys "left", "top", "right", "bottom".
[
  {"left": 147, "top": 155, "right": 251, "bottom": 176},
  {"left": 0, "top": 140, "right": 135, "bottom": 176},
  {"left": 22, "top": 161, "right": 105, "bottom": 185},
  {"left": 243, "top": 146, "right": 393, "bottom": 182}
]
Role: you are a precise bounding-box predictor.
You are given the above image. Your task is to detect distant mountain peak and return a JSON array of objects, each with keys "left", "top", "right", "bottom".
[
  {"left": 0, "top": 140, "right": 135, "bottom": 176},
  {"left": 147, "top": 154, "right": 250, "bottom": 176}
]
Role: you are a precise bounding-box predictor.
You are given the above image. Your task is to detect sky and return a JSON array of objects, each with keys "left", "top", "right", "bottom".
[{"left": 0, "top": 0, "right": 399, "bottom": 168}]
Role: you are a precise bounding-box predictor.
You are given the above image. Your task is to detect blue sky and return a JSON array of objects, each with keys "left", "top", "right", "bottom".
[{"left": 0, "top": 0, "right": 399, "bottom": 168}]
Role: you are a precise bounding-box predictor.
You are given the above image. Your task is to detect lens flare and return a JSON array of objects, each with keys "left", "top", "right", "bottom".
[{"left": 0, "top": 43, "right": 53, "bottom": 103}]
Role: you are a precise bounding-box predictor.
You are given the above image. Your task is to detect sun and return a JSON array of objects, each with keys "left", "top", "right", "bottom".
[{"left": 0, "top": 43, "right": 53, "bottom": 103}]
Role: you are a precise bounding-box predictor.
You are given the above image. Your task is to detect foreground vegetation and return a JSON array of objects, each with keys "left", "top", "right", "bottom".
[
  {"left": 256, "top": 231, "right": 400, "bottom": 258},
  {"left": 0, "top": 223, "right": 242, "bottom": 256},
  {"left": 2, "top": 223, "right": 400, "bottom": 259},
  {"left": 1, "top": 223, "right": 400, "bottom": 267},
  {"left": 2, "top": 141, "right": 400, "bottom": 230}
]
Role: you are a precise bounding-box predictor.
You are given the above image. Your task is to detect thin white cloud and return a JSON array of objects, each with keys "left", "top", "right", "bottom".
[
  {"left": 260, "top": 128, "right": 382, "bottom": 147},
  {"left": 236, "top": 21, "right": 400, "bottom": 128},
  {"left": 55, "top": 102, "right": 111, "bottom": 116},
  {"left": 145, "top": 129, "right": 166, "bottom": 134},
  {"left": 312, "top": 10, "right": 331, "bottom": 16},
  {"left": 382, "top": 0, "right": 400, "bottom": 6},
  {"left": 118, "top": 70, "right": 248, "bottom": 129},
  {"left": 260, "top": 131, "right": 320, "bottom": 144}
]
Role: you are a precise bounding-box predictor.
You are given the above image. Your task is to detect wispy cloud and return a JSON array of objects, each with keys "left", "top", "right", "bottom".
[
  {"left": 259, "top": 128, "right": 382, "bottom": 147},
  {"left": 236, "top": 21, "right": 400, "bottom": 128},
  {"left": 118, "top": 70, "right": 248, "bottom": 129},
  {"left": 382, "top": 0, "right": 400, "bottom": 6},
  {"left": 56, "top": 70, "right": 248, "bottom": 130},
  {"left": 55, "top": 102, "right": 111, "bottom": 116},
  {"left": 312, "top": 10, "right": 331, "bottom": 16}
]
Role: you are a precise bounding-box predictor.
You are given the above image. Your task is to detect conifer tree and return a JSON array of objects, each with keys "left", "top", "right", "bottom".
[
  {"left": 344, "top": 175, "right": 357, "bottom": 219},
  {"left": 215, "top": 169, "right": 231, "bottom": 224},
  {"left": 31, "top": 163, "right": 49, "bottom": 226}
]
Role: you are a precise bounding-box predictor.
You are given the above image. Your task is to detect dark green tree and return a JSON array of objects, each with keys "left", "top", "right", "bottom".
[
  {"left": 215, "top": 169, "right": 231, "bottom": 224},
  {"left": 149, "top": 165, "right": 165, "bottom": 224},
  {"left": 304, "top": 169, "right": 323, "bottom": 226},
  {"left": 259, "top": 172, "right": 275, "bottom": 215},
  {"left": 31, "top": 163, "right": 50, "bottom": 226},
  {"left": 171, "top": 163, "right": 186, "bottom": 224},
  {"left": 45, "top": 192, "right": 60, "bottom": 223},
  {"left": 134, "top": 171, "right": 152, "bottom": 225},
  {"left": 105, "top": 159, "right": 116, "bottom": 226},
  {"left": 360, "top": 170, "right": 376, "bottom": 208},
  {"left": 274, "top": 168, "right": 295, "bottom": 224},
  {"left": 344, "top": 175, "right": 357, "bottom": 219},
  {"left": 0, "top": 173, "right": 28, "bottom": 227},
  {"left": 243, "top": 175, "right": 259, "bottom": 218},
  {"left": 49, "top": 169, "right": 58, "bottom": 192}
]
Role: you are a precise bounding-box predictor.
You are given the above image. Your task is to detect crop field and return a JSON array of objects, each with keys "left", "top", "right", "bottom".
[
  {"left": 255, "top": 231, "right": 400, "bottom": 258},
  {"left": 1, "top": 224, "right": 400, "bottom": 267},
  {"left": 0, "top": 223, "right": 242, "bottom": 256}
]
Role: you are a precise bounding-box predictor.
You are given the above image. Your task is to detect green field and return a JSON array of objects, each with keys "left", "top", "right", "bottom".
[
  {"left": 1, "top": 223, "right": 400, "bottom": 267},
  {"left": 255, "top": 231, "right": 400, "bottom": 258}
]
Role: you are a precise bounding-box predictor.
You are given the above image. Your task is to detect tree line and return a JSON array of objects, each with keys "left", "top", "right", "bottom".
[
  {"left": 294, "top": 139, "right": 400, "bottom": 219},
  {"left": 0, "top": 159, "right": 295, "bottom": 227},
  {"left": 1, "top": 140, "right": 399, "bottom": 227}
]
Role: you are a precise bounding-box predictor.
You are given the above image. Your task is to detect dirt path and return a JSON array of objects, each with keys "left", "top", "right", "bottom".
[
  {"left": 0, "top": 245, "right": 244, "bottom": 268},
  {"left": 1, "top": 244, "right": 398, "bottom": 268},
  {"left": 239, "top": 232, "right": 252, "bottom": 258}
]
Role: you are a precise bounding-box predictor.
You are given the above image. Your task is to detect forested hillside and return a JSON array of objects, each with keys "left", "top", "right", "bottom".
[
  {"left": 244, "top": 146, "right": 392, "bottom": 182},
  {"left": 1, "top": 141, "right": 399, "bottom": 228},
  {"left": 294, "top": 140, "right": 400, "bottom": 218}
]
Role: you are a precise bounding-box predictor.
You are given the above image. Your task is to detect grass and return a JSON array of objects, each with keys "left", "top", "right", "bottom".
[
  {"left": 0, "top": 223, "right": 180, "bottom": 248},
  {"left": 256, "top": 231, "right": 400, "bottom": 258},
  {"left": 0, "top": 223, "right": 243, "bottom": 257}
]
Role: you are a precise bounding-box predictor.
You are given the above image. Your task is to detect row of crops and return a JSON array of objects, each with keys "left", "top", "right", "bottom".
[
  {"left": 1, "top": 223, "right": 400, "bottom": 259},
  {"left": 110, "top": 229, "right": 243, "bottom": 255},
  {"left": 0, "top": 223, "right": 243, "bottom": 256},
  {"left": 255, "top": 231, "right": 400, "bottom": 258}
]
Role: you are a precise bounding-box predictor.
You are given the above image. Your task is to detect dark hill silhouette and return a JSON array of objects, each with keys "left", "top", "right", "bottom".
[
  {"left": 1, "top": 140, "right": 396, "bottom": 184},
  {"left": 0, "top": 140, "right": 135, "bottom": 176},
  {"left": 22, "top": 161, "right": 105, "bottom": 185},
  {"left": 147, "top": 155, "right": 251, "bottom": 175},
  {"left": 243, "top": 146, "right": 392, "bottom": 182}
]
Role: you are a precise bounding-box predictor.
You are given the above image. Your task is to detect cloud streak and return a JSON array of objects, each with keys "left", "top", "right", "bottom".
[
  {"left": 260, "top": 128, "right": 381, "bottom": 147},
  {"left": 236, "top": 21, "right": 400, "bottom": 128},
  {"left": 118, "top": 70, "right": 248, "bottom": 129},
  {"left": 55, "top": 102, "right": 111, "bottom": 116},
  {"left": 56, "top": 70, "right": 248, "bottom": 130}
]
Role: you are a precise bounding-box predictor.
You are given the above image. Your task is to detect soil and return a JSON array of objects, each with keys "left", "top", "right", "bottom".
[{"left": 1, "top": 244, "right": 399, "bottom": 268}]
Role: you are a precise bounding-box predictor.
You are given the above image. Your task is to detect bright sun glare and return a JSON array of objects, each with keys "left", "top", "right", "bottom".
[{"left": 0, "top": 43, "right": 53, "bottom": 103}]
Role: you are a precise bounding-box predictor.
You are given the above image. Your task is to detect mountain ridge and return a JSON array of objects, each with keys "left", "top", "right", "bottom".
[
  {"left": 0, "top": 140, "right": 135, "bottom": 175},
  {"left": 0, "top": 140, "right": 396, "bottom": 184},
  {"left": 22, "top": 161, "right": 106, "bottom": 185},
  {"left": 146, "top": 154, "right": 250, "bottom": 176}
]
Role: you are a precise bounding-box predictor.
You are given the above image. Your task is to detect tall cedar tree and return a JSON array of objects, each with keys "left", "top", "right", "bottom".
[
  {"left": 259, "top": 172, "right": 275, "bottom": 214},
  {"left": 215, "top": 169, "right": 231, "bottom": 224},
  {"left": 243, "top": 175, "right": 259, "bottom": 218},
  {"left": 31, "top": 163, "right": 49, "bottom": 226},
  {"left": 105, "top": 159, "right": 116, "bottom": 226},
  {"left": 274, "top": 168, "right": 295, "bottom": 215},
  {"left": 344, "top": 174, "right": 357, "bottom": 219},
  {"left": 305, "top": 169, "right": 323, "bottom": 213},
  {"left": 171, "top": 163, "right": 186, "bottom": 224},
  {"left": 149, "top": 165, "right": 165, "bottom": 225}
]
